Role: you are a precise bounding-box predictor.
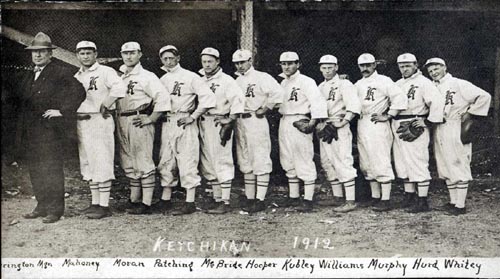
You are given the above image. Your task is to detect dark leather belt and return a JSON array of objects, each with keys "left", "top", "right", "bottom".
[
  {"left": 77, "top": 114, "right": 92, "bottom": 121},
  {"left": 240, "top": 113, "right": 252, "bottom": 119},
  {"left": 120, "top": 109, "right": 149, "bottom": 117},
  {"left": 281, "top": 113, "right": 311, "bottom": 119},
  {"left": 393, "top": 114, "right": 428, "bottom": 120},
  {"left": 200, "top": 113, "right": 229, "bottom": 121}
]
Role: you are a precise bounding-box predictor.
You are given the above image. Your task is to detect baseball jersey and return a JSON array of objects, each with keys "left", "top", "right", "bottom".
[
  {"left": 319, "top": 74, "right": 361, "bottom": 119},
  {"left": 235, "top": 66, "right": 284, "bottom": 112},
  {"left": 355, "top": 71, "right": 407, "bottom": 114},
  {"left": 75, "top": 62, "right": 126, "bottom": 113},
  {"left": 160, "top": 64, "right": 216, "bottom": 115},
  {"left": 279, "top": 70, "right": 328, "bottom": 119},
  {"left": 118, "top": 63, "right": 171, "bottom": 113},
  {"left": 396, "top": 70, "right": 444, "bottom": 123},
  {"left": 434, "top": 73, "right": 491, "bottom": 119},
  {"left": 198, "top": 68, "right": 245, "bottom": 115}
]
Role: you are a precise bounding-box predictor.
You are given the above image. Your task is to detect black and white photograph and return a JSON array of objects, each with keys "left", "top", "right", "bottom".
[{"left": 1, "top": 0, "right": 500, "bottom": 278}]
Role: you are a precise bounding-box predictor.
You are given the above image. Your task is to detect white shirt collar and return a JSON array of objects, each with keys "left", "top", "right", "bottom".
[
  {"left": 120, "top": 63, "right": 143, "bottom": 76},
  {"left": 279, "top": 70, "right": 300, "bottom": 80},
  {"left": 235, "top": 66, "right": 255, "bottom": 76},
  {"left": 161, "top": 64, "right": 181, "bottom": 73}
]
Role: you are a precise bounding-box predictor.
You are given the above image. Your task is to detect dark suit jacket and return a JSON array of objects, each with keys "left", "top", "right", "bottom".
[{"left": 16, "top": 61, "right": 86, "bottom": 162}]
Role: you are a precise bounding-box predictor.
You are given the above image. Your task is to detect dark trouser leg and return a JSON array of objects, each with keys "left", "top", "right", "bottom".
[
  {"left": 28, "top": 160, "right": 65, "bottom": 217},
  {"left": 44, "top": 162, "right": 65, "bottom": 217},
  {"left": 28, "top": 163, "right": 48, "bottom": 214}
]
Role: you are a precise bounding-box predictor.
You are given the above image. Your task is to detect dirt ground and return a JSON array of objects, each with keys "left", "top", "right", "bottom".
[{"left": 2, "top": 157, "right": 500, "bottom": 259}]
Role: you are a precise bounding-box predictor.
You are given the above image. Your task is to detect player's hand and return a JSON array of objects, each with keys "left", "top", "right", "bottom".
[
  {"left": 370, "top": 113, "right": 391, "bottom": 123},
  {"left": 42, "top": 109, "right": 62, "bottom": 119},
  {"left": 99, "top": 104, "right": 112, "bottom": 119},
  {"left": 177, "top": 116, "right": 195, "bottom": 128},
  {"left": 332, "top": 119, "right": 349, "bottom": 128},
  {"left": 255, "top": 107, "right": 268, "bottom": 119},
  {"left": 411, "top": 118, "right": 427, "bottom": 128},
  {"left": 315, "top": 121, "right": 327, "bottom": 132},
  {"left": 132, "top": 115, "right": 153, "bottom": 128},
  {"left": 214, "top": 116, "right": 234, "bottom": 127}
]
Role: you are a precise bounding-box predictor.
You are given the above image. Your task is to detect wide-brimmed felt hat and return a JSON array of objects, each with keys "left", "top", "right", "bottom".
[{"left": 25, "top": 32, "right": 57, "bottom": 50}]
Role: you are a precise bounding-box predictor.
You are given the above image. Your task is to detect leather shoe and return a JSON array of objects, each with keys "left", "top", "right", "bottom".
[
  {"left": 23, "top": 211, "right": 47, "bottom": 219},
  {"left": 42, "top": 215, "right": 60, "bottom": 223},
  {"left": 171, "top": 202, "right": 197, "bottom": 216}
]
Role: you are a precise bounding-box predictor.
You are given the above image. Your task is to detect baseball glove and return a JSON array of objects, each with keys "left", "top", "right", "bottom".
[
  {"left": 317, "top": 122, "right": 338, "bottom": 144},
  {"left": 219, "top": 122, "right": 234, "bottom": 147},
  {"left": 396, "top": 119, "right": 424, "bottom": 142},
  {"left": 460, "top": 113, "right": 474, "bottom": 144},
  {"left": 293, "top": 119, "right": 315, "bottom": 134}
]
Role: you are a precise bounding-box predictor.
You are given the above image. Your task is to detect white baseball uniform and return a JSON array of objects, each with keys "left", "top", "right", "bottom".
[
  {"left": 198, "top": 68, "right": 245, "bottom": 183},
  {"left": 234, "top": 66, "right": 284, "bottom": 175},
  {"left": 433, "top": 73, "right": 491, "bottom": 184},
  {"left": 75, "top": 62, "right": 126, "bottom": 183},
  {"left": 279, "top": 70, "right": 328, "bottom": 182},
  {"left": 158, "top": 64, "right": 216, "bottom": 189},
  {"left": 318, "top": 74, "right": 360, "bottom": 183},
  {"left": 393, "top": 70, "right": 444, "bottom": 182},
  {"left": 117, "top": 63, "right": 171, "bottom": 180},
  {"left": 355, "top": 71, "right": 407, "bottom": 182}
]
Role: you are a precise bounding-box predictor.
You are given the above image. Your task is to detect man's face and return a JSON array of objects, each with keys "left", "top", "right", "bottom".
[
  {"left": 121, "top": 50, "right": 142, "bottom": 67},
  {"left": 160, "top": 51, "right": 180, "bottom": 69},
  {"left": 398, "top": 62, "right": 418, "bottom": 78},
  {"left": 320, "top": 64, "right": 338, "bottom": 80},
  {"left": 201, "top": 55, "right": 220, "bottom": 74},
  {"left": 234, "top": 59, "right": 252, "bottom": 74},
  {"left": 427, "top": 64, "right": 447, "bottom": 81},
  {"left": 31, "top": 49, "right": 52, "bottom": 67},
  {"left": 280, "top": 61, "right": 299, "bottom": 77},
  {"left": 76, "top": 48, "right": 98, "bottom": 68},
  {"left": 358, "top": 63, "right": 376, "bottom": 78}
]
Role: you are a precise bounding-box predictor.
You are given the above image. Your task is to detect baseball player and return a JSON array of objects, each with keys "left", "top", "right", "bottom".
[
  {"left": 393, "top": 53, "right": 444, "bottom": 213},
  {"left": 278, "top": 51, "right": 328, "bottom": 212},
  {"left": 74, "top": 41, "right": 126, "bottom": 219},
  {"left": 425, "top": 58, "right": 491, "bottom": 215},
  {"left": 198, "top": 47, "right": 245, "bottom": 214},
  {"left": 316, "top": 55, "right": 361, "bottom": 213},
  {"left": 232, "top": 49, "right": 284, "bottom": 213},
  {"left": 117, "top": 42, "right": 171, "bottom": 215},
  {"left": 355, "top": 53, "right": 407, "bottom": 212},
  {"left": 157, "top": 45, "right": 216, "bottom": 215}
]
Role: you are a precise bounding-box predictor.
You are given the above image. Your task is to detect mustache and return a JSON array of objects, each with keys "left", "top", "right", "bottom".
[{"left": 362, "top": 70, "right": 370, "bottom": 74}]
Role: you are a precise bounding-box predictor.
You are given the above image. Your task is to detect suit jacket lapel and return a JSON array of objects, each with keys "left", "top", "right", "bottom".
[{"left": 26, "top": 62, "right": 56, "bottom": 100}]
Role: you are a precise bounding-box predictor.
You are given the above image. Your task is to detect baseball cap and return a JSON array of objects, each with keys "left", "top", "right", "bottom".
[
  {"left": 76, "top": 41, "right": 97, "bottom": 51},
  {"left": 159, "top": 45, "right": 178, "bottom": 56},
  {"left": 121, "top": 42, "right": 141, "bottom": 52},
  {"left": 280, "top": 51, "right": 299, "bottom": 62},
  {"left": 425, "top": 57, "right": 446, "bottom": 67},
  {"left": 397, "top": 53, "right": 417, "bottom": 63},
  {"left": 357, "top": 53, "right": 376, "bottom": 64},
  {"left": 201, "top": 47, "right": 220, "bottom": 58},
  {"left": 232, "top": 49, "right": 252, "bottom": 62},
  {"left": 319, "top": 55, "right": 338, "bottom": 64}
]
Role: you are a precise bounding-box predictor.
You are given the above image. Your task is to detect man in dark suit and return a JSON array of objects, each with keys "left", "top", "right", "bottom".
[{"left": 19, "top": 32, "right": 85, "bottom": 223}]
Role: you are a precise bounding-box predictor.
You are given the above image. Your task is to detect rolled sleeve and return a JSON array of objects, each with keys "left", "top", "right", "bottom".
[
  {"left": 146, "top": 76, "right": 171, "bottom": 112},
  {"left": 193, "top": 76, "right": 216, "bottom": 109},
  {"left": 226, "top": 79, "right": 245, "bottom": 115},
  {"left": 424, "top": 81, "right": 445, "bottom": 123},
  {"left": 306, "top": 80, "right": 328, "bottom": 119},
  {"left": 262, "top": 73, "right": 285, "bottom": 110},
  {"left": 106, "top": 69, "right": 127, "bottom": 98},
  {"left": 387, "top": 82, "right": 407, "bottom": 111},
  {"left": 459, "top": 80, "right": 492, "bottom": 116},
  {"left": 342, "top": 81, "right": 361, "bottom": 115}
]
